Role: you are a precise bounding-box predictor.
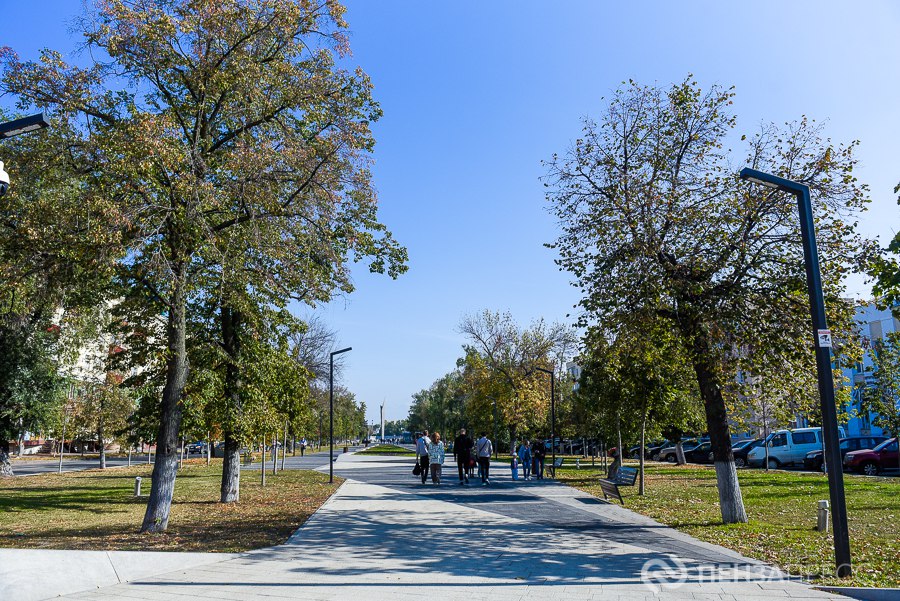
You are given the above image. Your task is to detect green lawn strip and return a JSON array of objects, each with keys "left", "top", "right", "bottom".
[
  {"left": 556, "top": 462, "right": 899, "bottom": 588},
  {"left": 356, "top": 444, "right": 417, "bottom": 456},
  {"left": 0, "top": 459, "right": 341, "bottom": 553}
]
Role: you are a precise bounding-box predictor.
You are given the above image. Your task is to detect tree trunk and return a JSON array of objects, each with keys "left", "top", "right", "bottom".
[
  {"left": 140, "top": 267, "right": 189, "bottom": 533},
  {"left": 98, "top": 426, "right": 106, "bottom": 469},
  {"left": 0, "top": 441, "right": 14, "bottom": 477},
  {"left": 692, "top": 329, "right": 748, "bottom": 524},
  {"left": 675, "top": 441, "right": 687, "bottom": 465},
  {"left": 639, "top": 407, "right": 647, "bottom": 495},
  {"left": 220, "top": 435, "right": 241, "bottom": 503},
  {"left": 17, "top": 422, "right": 25, "bottom": 456},
  {"left": 616, "top": 414, "right": 623, "bottom": 463},
  {"left": 261, "top": 440, "right": 266, "bottom": 487},
  {"left": 219, "top": 305, "right": 244, "bottom": 500},
  {"left": 281, "top": 422, "right": 287, "bottom": 471}
]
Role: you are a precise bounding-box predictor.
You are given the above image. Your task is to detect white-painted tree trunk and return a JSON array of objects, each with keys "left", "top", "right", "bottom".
[{"left": 714, "top": 460, "right": 748, "bottom": 523}]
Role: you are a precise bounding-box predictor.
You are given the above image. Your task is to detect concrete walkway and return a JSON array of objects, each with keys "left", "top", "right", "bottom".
[{"left": 55, "top": 453, "right": 841, "bottom": 600}]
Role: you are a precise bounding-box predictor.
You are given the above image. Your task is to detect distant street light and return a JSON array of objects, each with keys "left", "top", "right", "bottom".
[
  {"left": 329, "top": 346, "right": 351, "bottom": 484},
  {"left": 534, "top": 366, "right": 556, "bottom": 476},
  {"left": 739, "top": 167, "right": 851, "bottom": 578}
]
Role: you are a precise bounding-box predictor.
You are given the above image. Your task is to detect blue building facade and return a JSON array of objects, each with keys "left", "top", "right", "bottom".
[{"left": 840, "top": 302, "right": 899, "bottom": 437}]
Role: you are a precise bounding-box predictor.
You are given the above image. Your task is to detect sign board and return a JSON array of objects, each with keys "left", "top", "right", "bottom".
[{"left": 817, "top": 329, "right": 833, "bottom": 348}]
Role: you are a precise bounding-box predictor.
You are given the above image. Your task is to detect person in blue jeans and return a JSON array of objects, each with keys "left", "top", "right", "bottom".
[{"left": 518, "top": 440, "right": 532, "bottom": 480}]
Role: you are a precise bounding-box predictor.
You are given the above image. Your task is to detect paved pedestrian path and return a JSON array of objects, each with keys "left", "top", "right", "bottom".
[{"left": 59, "top": 453, "right": 842, "bottom": 600}]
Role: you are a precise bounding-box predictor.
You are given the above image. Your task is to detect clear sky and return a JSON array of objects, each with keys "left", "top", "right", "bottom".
[{"left": 3, "top": 1, "right": 900, "bottom": 424}]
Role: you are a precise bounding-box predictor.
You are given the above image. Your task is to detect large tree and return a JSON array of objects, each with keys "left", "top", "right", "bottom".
[
  {"left": 2, "top": 0, "right": 406, "bottom": 531},
  {"left": 459, "top": 309, "right": 576, "bottom": 447},
  {"left": 545, "top": 77, "right": 869, "bottom": 523}
]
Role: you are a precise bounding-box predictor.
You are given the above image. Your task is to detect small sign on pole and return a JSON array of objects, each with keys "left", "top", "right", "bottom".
[{"left": 817, "top": 329, "right": 833, "bottom": 348}]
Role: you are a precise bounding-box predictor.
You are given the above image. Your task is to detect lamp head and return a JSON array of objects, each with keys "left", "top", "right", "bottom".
[
  {"left": 0, "top": 113, "right": 50, "bottom": 139},
  {"left": 739, "top": 167, "right": 808, "bottom": 195}
]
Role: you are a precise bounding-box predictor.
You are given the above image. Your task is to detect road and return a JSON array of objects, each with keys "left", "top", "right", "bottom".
[{"left": 9, "top": 446, "right": 354, "bottom": 476}]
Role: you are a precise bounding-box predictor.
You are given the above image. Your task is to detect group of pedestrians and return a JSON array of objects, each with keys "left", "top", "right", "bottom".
[
  {"left": 514, "top": 438, "right": 547, "bottom": 480},
  {"left": 415, "top": 429, "right": 548, "bottom": 486}
]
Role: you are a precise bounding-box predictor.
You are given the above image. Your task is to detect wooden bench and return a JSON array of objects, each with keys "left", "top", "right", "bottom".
[
  {"left": 548, "top": 457, "right": 565, "bottom": 478},
  {"left": 598, "top": 466, "right": 638, "bottom": 505}
]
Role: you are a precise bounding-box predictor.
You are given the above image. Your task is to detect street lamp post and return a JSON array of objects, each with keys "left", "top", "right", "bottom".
[
  {"left": 534, "top": 367, "right": 556, "bottom": 477},
  {"left": 739, "top": 167, "right": 851, "bottom": 578},
  {"left": 329, "top": 346, "right": 352, "bottom": 484}
]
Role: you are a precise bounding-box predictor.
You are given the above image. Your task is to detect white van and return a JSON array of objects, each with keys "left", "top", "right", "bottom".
[{"left": 746, "top": 427, "right": 847, "bottom": 469}]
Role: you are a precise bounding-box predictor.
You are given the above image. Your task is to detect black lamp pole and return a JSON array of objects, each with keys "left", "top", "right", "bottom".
[
  {"left": 739, "top": 167, "right": 851, "bottom": 578},
  {"left": 329, "top": 346, "right": 352, "bottom": 484},
  {"left": 534, "top": 367, "right": 555, "bottom": 476}
]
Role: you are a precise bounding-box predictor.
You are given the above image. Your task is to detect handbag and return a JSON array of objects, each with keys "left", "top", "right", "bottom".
[{"left": 413, "top": 461, "right": 422, "bottom": 476}]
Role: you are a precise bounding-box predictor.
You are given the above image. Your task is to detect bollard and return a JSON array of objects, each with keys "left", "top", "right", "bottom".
[
  {"left": 134, "top": 476, "right": 142, "bottom": 497},
  {"left": 816, "top": 499, "right": 829, "bottom": 532}
]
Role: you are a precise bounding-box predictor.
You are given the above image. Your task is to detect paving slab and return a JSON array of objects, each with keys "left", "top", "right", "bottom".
[{"left": 40, "top": 452, "right": 847, "bottom": 600}]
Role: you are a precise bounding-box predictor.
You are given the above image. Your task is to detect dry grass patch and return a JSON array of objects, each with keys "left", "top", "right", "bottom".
[{"left": 0, "top": 459, "right": 340, "bottom": 552}]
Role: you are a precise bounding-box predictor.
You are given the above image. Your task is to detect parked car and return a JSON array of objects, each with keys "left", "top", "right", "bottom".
[
  {"left": 683, "top": 441, "right": 714, "bottom": 464},
  {"left": 187, "top": 441, "right": 206, "bottom": 454},
  {"left": 803, "top": 436, "right": 888, "bottom": 471},
  {"left": 629, "top": 440, "right": 667, "bottom": 459},
  {"left": 660, "top": 439, "right": 700, "bottom": 463},
  {"left": 732, "top": 439, "right": 764, "bottom": 467},
  {"left": 843, "top": 437, "right": 899, "bottom": 476},
  {"left": 746, "top": 427, "right": 848, "bottom": 469}
]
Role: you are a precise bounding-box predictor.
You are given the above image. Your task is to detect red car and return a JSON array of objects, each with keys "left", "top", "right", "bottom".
[{"left": 843, "top": 437, "right": 898, "bottom": 476}]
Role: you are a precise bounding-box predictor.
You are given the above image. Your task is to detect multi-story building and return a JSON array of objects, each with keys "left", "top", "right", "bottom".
[{"left": 840, "top": 302, "right": 899, "bottom": 438}]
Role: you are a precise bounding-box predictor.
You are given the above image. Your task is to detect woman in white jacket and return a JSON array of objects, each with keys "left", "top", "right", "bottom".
[{"left": 428, "top": 432, "right": 445, "bottom": 484}]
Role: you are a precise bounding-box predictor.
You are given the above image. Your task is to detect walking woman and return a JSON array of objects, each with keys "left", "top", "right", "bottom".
[
  {"left": 518, "top": 440, "right": 532, "bottom": 481},
  {"left": 428, "top": 432, "right": 445, "bottom": 484}
]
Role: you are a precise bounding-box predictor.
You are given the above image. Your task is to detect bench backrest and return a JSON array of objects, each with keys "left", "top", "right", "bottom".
[
  {"left": 614, "top": 466, "right": 638, "bottom": 485},
  {"left": 553, "top": 457, "right": 564, "bottom": 467}
]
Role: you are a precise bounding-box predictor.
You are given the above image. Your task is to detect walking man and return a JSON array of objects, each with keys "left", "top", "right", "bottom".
[
  {"left": 416, "top": 430, "right": 432, "bottom": 484},
  {"left": 454, "top": 428, "right": 473, "bottom": 485},
  {"left": 532, "top": 437, "right": 545, "bottom": 479},
  {"left": 476, "top": 432, "right": 493, "bottom": 485},
  {"left": 300, "top": 437, "right": 307, "bottom": 457}
]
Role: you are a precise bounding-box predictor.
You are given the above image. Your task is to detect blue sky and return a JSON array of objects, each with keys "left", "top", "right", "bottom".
[{"left": 3, "top": 1, "right": 900, "bottom": 423}]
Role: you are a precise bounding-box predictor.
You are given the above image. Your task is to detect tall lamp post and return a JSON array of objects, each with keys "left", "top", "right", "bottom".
[
  {"left": 534, "top": 367, "right": 556, "bottom": 476},
  {"left": 739, "top": 167, "right": 851, "bottom": 578},
  {"left": 329, "top": 346, "right": 351, "bottom": 484}
]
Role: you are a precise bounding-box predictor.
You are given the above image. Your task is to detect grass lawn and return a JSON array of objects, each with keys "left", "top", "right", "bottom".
[
  {"left": 556, "top": 462, "right": 900, "bottom": 588},
  {"left": 0, "top": 459, "right": 340, "bottom": 552},
  {"left": 356, "top": 444, "right": 417, "bottom": 456}
]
